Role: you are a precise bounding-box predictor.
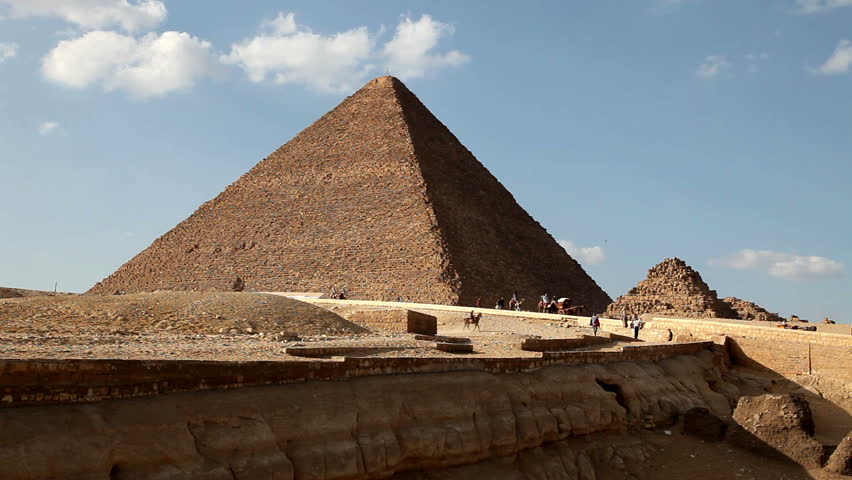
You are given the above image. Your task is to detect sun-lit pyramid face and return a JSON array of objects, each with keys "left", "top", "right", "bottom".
[
  {"left": 89, "top": 76, "right": 611, "bottom": 312},
  {"left": 606, "top": 257, "right": 738, "bottom": 319}
]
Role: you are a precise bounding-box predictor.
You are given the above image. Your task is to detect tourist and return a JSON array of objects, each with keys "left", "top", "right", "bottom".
[
  {"left": 631, "top": 317, "right": 641, "bottom": 339},
  {"left": 511, "top": 291, "right": 518, "bottom": 304},
  {"left": 591, "top": 314, "right": 601, "bottom": 335},
  {"left": 476, "top": 297, "right": 482, "bottom": 309},
  {"left": 621, "top": 311, "right": 628, "bottom": 328},
  {"left": 515, "top": 298, "right": 524, "bottom": 311},
  {"left": 330, "top": 286, "right": 338, "bottom": 298},
  {"left": 667, "top": 329, "right": 673, "bottom": 342},
  {"left": 496, "top": 297, "right": 505, "bottom": 310}
]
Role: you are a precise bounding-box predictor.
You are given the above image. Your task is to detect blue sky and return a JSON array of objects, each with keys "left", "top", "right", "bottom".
[{"left": 1, "top": 0, "right": 850, "bottom": 323}]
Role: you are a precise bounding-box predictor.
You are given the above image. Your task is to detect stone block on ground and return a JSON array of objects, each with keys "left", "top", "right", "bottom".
[
  {"left": 436, "top": 342, "right": 473, "bottom": 354},
  {"left": 407, "top": 311, "right": 437, "bottom": 335},
  {"left": 414, "top": 334, "right": 469, "bottom": 343}
]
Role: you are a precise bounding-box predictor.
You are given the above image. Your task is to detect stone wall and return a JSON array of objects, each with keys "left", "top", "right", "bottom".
[
  {"left": 0, "top": 342, "right": 715, "bottom": 408},
  {"left": 642, "top": 317, "right": 852, "bottom": 383},
  {"left": 87, "top": 76, "right": 612, "bottom": 313}
]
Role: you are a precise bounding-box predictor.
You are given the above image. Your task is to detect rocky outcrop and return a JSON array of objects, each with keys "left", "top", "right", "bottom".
[
  {"left": 730, "top": 394, "right": 826, "bottom": 468},
  {"left": 721, "top": 297, "right": 784, "bottom": 322},
  {"left": 0, "top": 351, "right": 734, "bottom": 479},
  {"left": 605, "top": 258, "right": 738, "bottom": 319},
  {"left": 825, "top": 431, "right": 852, "bottom": 475}
]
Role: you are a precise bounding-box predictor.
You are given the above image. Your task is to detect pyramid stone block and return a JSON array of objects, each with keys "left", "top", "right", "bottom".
[{"left": 89, "top": 77, "right": 611, "bottom": 312}]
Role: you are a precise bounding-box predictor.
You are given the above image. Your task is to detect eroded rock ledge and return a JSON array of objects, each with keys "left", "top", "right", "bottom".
[{"left": 0, "top": 350, "right": 740, "bottom": 480}]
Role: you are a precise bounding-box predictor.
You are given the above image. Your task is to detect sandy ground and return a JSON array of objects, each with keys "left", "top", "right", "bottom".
[{"left": 0, "top": 295, "right": 629, "bottom": 360}]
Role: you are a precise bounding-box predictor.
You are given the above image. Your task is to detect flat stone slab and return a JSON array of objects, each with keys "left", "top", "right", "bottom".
[
  {"left": 414, "top": 334, "right": 470, "bottom": 343},
  {"left": 435, "top": 342, "right": 473, "bottom": 354}
]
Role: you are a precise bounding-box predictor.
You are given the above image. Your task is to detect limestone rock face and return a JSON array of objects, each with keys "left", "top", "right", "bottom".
[
  {"left": 721, "top": 297, "right": 784, "bottom": 322},
  {"left": 730, "top": 394, "right": 825, "bottom": 468},
  {"left": 605, "top": 258, "right": 738, "bottom": 319},
  {"left": 0, "top": 351, "right": 733, "bottom": 480},
  {"left": 87, "top": 76, "right": 611, "bottom": 312}
]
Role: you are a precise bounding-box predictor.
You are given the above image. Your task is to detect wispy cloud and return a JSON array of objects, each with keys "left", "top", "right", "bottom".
[
  {"left": 696, "top": 55, "right": 731, "bottom": 79},
  {"left": 744, "top": 52, "right": 770, "bottom": 73},
  {"left": 709, "top": 249, "right": 846, "bottom": 280},
  {"left": 0, "top": 42, "right": 18, "bottom": 63},
  {"left": 38, "top": 121, "right": 60, "bottom": 135},
  {"left": 793, "top": 0, "right": 852, "bottom": 14},
  {"left": 813, "top": 40, "right": 852, "bottom": 75},
  {"left": 558, "top": 240, "right": 606, "bottom": 266},
  {"left": 0, "top": 0, "right": 166, "bottom": 33}
]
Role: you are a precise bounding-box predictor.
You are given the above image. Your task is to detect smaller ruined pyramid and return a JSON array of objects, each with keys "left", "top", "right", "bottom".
[
  {"left": 605, "top": 258, "right": 737, "bottom": 319},
  {"left": 721, "top": 297, "right": 784, "bottom": 322}
]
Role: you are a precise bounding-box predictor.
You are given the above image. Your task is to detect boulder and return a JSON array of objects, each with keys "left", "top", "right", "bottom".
[
  {"left": 729, "top": 394, "right": 825, "bottom": 468},
  {"left": 825, "top": 431, "right": 852, "bottom": 475}
]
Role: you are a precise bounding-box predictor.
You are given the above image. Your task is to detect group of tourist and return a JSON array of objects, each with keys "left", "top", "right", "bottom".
[{"left": 587, "top": 312, "right": 649, "bottom": 339}]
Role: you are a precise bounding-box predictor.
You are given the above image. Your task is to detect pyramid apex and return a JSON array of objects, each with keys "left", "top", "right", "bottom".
[{"left": 362, "top": 75, "right": 407, "bottom": 90}]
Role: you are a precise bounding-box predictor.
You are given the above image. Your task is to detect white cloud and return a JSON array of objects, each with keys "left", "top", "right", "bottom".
[
  {"left": 558, "top": 240, "right": 606, "bottom": 266},
  {"left": 42, "top": 30, "right": 219, "bottom": 99},
  {"left": 0, "top": 0, "right": 166, "bottom": 33},
  {"left": 696, "top": 55, "right": 731, "bottom": 79},
  {"left": 222, "top": 12, "right": 469, "bottom": 94},
  {"left": 383, "top": 15, "right": 470, "bottom": 80},
  {"left": 814, "top": 40, "right": 852, "bottom": 75},
  {"left": 744, "top": 52, "right": 770, "bottom": 73},
  {"left": 38, "top": 121, "right": 60, "bottom": 135},
  {"left": 709, "top": 249, "right": 846, "bottom": 280},
  {"left": 794, "top": 0, "right": 852, "bottom": 13},
  {"left": 222, "top": 13, "right": 375, "bottom": 94},
  {"left": 0, "top": 42, "right": 17, "bottom": 63}
]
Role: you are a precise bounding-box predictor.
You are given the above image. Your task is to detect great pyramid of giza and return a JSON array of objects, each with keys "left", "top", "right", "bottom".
[
  {"left": 89, "top": 76, "right": 611, "bottom": 311},
  {"left": 605, "top": 257, "right": 737, "bottom": 319}
]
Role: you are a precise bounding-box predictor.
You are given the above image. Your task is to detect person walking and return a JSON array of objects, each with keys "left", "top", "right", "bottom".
[
  {"left": 591, "top": 314, "right": 601, "bottom": 336},
  {"left": 632, "top": 316, "right": 641, "bottom": 339},
  {"left": 621, "top": 311, "right": 628, "bottom": 328}
]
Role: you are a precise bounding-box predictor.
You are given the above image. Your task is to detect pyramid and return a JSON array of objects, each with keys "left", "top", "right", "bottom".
[
  {"left": 605, "top": 258, "right": 737, "bottom": 319},
  {"left": 89, "top": 76, "right": 612, "bottom": 312},
  {"left": 721, "top": 297, "right": 784, "bottom": 322}
]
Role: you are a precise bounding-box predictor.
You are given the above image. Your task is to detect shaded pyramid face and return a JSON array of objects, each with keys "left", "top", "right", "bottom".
[
  {"left": 605, "top": 258, "right": 737, "bottom": 319},
  {"left": 90, "top": 76, "right": 612, "bottom": 312}
]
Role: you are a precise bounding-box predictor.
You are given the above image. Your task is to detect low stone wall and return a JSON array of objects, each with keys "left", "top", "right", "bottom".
[
  {"left": 521, "top": 335, "right": 610, "bottom": 352},
  {"left": 645, "top": 317, "right": 852, "bottom": 382},
  {"left": 0, "top": 342, "right": 715, "bottom": 408}
]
